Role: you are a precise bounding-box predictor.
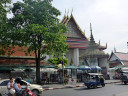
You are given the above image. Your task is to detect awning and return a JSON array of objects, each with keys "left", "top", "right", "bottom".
[
  {"left": 42, "top": 65, "right": 58, "bottom": 69},
  {"left": 78, "top": 65, "right": 91, "bottom": 70},
  {"left": 0, "top": 67, "right": 14, "bottom": 71},
  {"left": 16, "top": 66, "right": 27, "bottom": 69},
  {"left": 90, "top": 66, "right": 101, "bottom": 70},
  {"left": 65, "top": 66, "right": 78, "bottom": 69}
]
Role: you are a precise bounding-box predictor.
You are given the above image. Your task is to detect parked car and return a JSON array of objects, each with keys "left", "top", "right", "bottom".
[
  {"left": 0, "top": 79, "right": 43, "bottom": 96},
  {"left": 83, "top": 73, "right": 105, "bottom": 89}
]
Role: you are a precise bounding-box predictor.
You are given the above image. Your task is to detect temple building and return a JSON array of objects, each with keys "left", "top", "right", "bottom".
[
  {"left": 108, "top": 52, "right": 128, "bottom": 68},
  {"left": 80, "top": 23, "right": 109, "bottom": 68},
  {"left": 0, "top": 13, "right": 109, "bottom": 70},
  {"left": 59, "top": 13, "right": 108, "bottom": 69}
]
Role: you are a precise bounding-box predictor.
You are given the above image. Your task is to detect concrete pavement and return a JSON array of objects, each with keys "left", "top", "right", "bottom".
[{"left": 42, "top": 79, "right": 121, "bottom": 91}]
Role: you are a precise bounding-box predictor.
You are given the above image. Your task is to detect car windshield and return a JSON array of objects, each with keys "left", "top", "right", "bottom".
[
  {"left": 0, "top": 80, "right": 9, "bottom": 86},
  {"left": 20, "top": 80, "right": 30, "bottom": 86}
]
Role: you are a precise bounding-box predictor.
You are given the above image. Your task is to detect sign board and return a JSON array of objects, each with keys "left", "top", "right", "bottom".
[{"left": 68, "top": 78, "right": 76, "bottom": 85}]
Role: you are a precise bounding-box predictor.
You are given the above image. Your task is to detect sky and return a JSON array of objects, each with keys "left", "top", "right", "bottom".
[{"left": 9, "top": 0, "right": 128, "bottom": 54}]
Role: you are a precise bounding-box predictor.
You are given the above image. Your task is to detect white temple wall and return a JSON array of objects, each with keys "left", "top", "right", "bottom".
[{"left": 99, "top": 58, "right": 109, "bottom": 69}]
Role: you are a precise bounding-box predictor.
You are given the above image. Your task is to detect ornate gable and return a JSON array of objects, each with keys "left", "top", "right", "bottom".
[{"left": 62, "top": 14, "right": 87, "bottom": 39}]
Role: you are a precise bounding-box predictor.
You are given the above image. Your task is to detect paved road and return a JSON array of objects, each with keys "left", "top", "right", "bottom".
[{"left": 41, "top": 83, "right": 128, "bottom": 96}]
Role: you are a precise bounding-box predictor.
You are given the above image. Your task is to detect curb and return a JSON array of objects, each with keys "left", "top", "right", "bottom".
[
  {"left": 43, "top": 84, "right": 85, "bottom": 91},
  {"left": 43, "top": 81, "right": 120, "bottom": 91}
]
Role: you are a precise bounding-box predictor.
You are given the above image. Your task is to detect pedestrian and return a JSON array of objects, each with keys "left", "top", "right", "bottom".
[
  {"left": 100, "top": 76, "right": 105, "bottom": 86},
  {"left": 6, "top": 77, "right": 15, "bottom": 96}
]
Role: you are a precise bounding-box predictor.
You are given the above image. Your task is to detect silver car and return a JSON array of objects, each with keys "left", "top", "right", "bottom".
[{"left": 0, "top": 79, "right": 43, "bottom": 96}]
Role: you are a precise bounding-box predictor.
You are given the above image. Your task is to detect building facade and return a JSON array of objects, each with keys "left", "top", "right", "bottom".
[
  {"left": 108, "top": 52, "right": 128, "bottom": 68},
  {"left": 60, "top": 14, "right": 109, "bottom": 69}
]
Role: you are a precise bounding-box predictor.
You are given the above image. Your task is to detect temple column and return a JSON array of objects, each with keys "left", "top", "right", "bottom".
[{"left": 74, "top": 48, "right": 79, "bottom": 66}]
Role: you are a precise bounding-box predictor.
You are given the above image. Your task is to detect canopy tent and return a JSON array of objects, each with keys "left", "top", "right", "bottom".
[
  {"left": 113, "top": 66, "right": 123, "bottom": 70},
  {"left": 0, "top": 67, "right": 14, "bottom": 71},
  {"left": 122, "top": 67, "right": 128, "bottom": 72},
  {"left": 16, "top": 66, "right": 27, "bottom": 69},
  {"left": 41, "top": 65, "right": 58, "bottom": 74},
  {"left": 90, "top": 66, "right": 101, "bottom": 70},
  {"left": 65, "top": 66, "right": 78, "bottom": 78},
  {"left": 65, "top": 66, "right": 78, "bottom": 69},
  {"left": 42, "top": 65, "right": 58, "bottom": 69},
  {"left": 78, "top": 65, "right": 91, "bottom": 70}
]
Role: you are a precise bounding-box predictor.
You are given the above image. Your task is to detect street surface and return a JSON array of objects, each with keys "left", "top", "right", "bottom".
[{"left": 41, "top": 83, "right": 128, "bottom": 96}]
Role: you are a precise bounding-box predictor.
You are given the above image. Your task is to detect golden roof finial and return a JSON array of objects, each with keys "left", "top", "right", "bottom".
[
  {"left": 67, "top": 9, "right": 69, "bottom": 17},
  {"left": 99, "top": 40, "right": 100, "bottom": 45},
  {"left": 71, "top": 8, "right": 73, "bottom": 15},
  {"left": 90, "top": 23, "right": 92, "bottom": 35},
  {"left": 64, "top": 9, "right": 66, "bottom": 16},
  {"left": 106, "top": 43, "right": 107, "bottom": 48},
  {"left": 114, "top": 46, "right": 116, "bottom": 52}
]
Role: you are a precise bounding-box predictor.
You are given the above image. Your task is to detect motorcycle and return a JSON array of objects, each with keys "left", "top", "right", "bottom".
[{"left": 7, "top": 88, "right": 36, "bottom": 96}]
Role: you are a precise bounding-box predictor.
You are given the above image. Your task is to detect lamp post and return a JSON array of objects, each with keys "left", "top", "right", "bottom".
[
  {"left": 62, "top": 53, "right": 65, "bottom": 86},
  {"left": 127, "top": 42, "right": 128, "bottom": 53},
  {"left": 62, "top": 60, "right": 64, "bottom": 86}
]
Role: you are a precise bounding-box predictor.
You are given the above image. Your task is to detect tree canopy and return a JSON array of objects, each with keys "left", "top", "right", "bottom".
[
  {"left": 0, "top": 0, "right": 11, "bottom": 55},
  {"left": 48, "top": 57, "right": 69, "bottom": 66},
  {"left": 8, "top": 0, "right": 68, "bottom": 84}
]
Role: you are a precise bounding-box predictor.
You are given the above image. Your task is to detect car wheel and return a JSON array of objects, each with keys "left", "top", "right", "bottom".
[{"left": 32, "top": 89, "right": 39, "bottom": 96}]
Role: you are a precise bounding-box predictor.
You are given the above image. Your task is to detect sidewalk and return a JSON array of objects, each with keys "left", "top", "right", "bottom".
[{"left": 42, "top": 79, "right": 120, "bottom": 91}]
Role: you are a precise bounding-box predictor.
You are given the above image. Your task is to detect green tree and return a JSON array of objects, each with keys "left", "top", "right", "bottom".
[
  {"left": 0, "top": 0, "right": 11, "bottom": 55},
  {"left": 9, "top": 0, "right": 68, "bottom": 84},
  {"left": 48, "top": 57, "right": 69, "bottom": 66}
]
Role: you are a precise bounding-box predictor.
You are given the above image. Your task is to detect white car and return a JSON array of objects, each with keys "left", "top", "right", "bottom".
[{"left": 0, "top": 79, "right": 43, "bottom": 96}]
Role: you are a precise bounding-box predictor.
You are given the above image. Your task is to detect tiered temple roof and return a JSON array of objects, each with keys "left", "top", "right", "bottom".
[
  {"left": 80, "top": 23, "right": 108, "bottom": 58},
  {"left": 62, "top": 13, "right": 107, "bottom": 50}
]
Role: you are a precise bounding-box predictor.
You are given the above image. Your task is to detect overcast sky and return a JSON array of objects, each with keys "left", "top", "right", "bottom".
[{"left": 10, "top": 0, "right": 128, "bottom": 54}]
